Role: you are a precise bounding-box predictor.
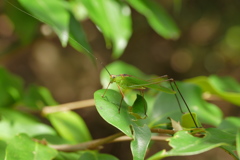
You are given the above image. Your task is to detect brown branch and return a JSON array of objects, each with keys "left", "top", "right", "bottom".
[
  {"left": 49, "top": 126, "right": 207, "bottom": 152},
  {"left": 48, "top": 129, "right": 174, "bottom": 152},
  {"left": 48, "top": 129, "right": 204, "bottom": 152},
  {"left": 151, "top": 128, "right": 175, "bottom": 135},
  {"left": 111, "top": 135, "right": 170, "bottom": 143},
  {"left": 42, "top": 99, "right": 95, "bottom": 115},
  {"left": 49, "top": 132, "right": 124, "bottom": 152}
]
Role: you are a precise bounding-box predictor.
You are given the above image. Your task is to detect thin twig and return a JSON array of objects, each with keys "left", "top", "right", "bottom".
[
  {"left": 48, "top": 132, "right": 171, "bottom": 152},
  {"left": 42, "top": 99, "right": 95, "bottom": 115},
  {"left": 151, "top": 128, "right": 175, "bottom": 135},
  {"left": 111, "top": 135, "right": 170, "bottom": 143},
  {"left": 49, "top": 132, "right": 124, "bottom": 152}
]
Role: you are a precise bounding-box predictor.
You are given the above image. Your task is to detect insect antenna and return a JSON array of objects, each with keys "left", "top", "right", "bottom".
[
  {"left": 168, "top": 78, "right": 199, "bottom": 128},
  {"left": 100, "top": 61, "right": 111, "bottom": 76},
  {"left": 168, "top": 82, "right": 184, "bottom": 114}
]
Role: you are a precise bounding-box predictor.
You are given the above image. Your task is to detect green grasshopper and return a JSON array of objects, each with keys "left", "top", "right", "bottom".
[{"left": 101, "top": 67, "right": 199, "bottom": 128}]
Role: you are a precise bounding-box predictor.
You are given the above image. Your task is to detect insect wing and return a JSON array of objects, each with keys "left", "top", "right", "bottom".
[
  {"left": 124, "top": 76, "right": 175, "bottom": 94},
  {"left": 120, "top": 76, "right": 147, "bottom": 90}
]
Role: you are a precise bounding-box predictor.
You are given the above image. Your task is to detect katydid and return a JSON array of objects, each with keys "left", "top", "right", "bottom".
[{"left": 101, "top": 68, "right": 199, "bottom": 128}]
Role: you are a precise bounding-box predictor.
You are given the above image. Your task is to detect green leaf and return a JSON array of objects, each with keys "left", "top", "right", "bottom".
[
  {"left": 0, "top": 140, "right": 6, "bottom": 160},
  {"left": 94, "top": 89, "right": 151, "bottom": 160},
  {"left": 217, "top": 117, "right": 240, "bottom": 134},
  {"left": 186, "top": 75, "right": 240, "bottom": 106},
  {"left": 94, "top": 89, "right": 132, "bottom": 137},
  {"left": 78, "top": 151, "right": 119, "bottom": 160},
  {"left": 54, "top": 152, "right": 81, "bottom": 160},
  {"left": 22, "top": 85, "right": 58, "bottom": 110},
  {"left": 47, "top": 111, "right": 92, "bottom": 144},
  {"left": 237, "top": 129, "right": 240, "bottom": 159},
  {"left": 181, "top": 112, "right": 201, "bottom": 128},
  {"left": 18, "top": 0, "right": 70, "bottom": 47},
  {"left": 148, "top": 128, "right": 236, "bottom": 159},
  {"left": 81, "top": 0, "right": 132, "bottom": 58},
  {"left": 148, "top": 82, "right": 223, "bottom": 127},
  {"left": 0, "top": 67, "right": 23, "bottom": 107},
  {"left": 98, "top": 153, "right": 119, "bottom": 160},
  {"left": 34, "top": 134, "right": 70, "bottom": 145},
  {"left": 5, "top": 0, "right": 39, "bottom": 45},
  {"left": 5, "top": 133, "right": 57, "bottom": 160},
  {"left": 130, "top": 123, "right": 151, "bottom": 160},
  {"left": 126, "top": 0, "right": 180, "bottom": 39},
  {"left": 129, "top": 94, "right": 147, "bottom": 119},
  {"left": 78, "top": 151, "right": 97, "bottom": 160},
  {"left": 68, "top": 13, "right": 94, "bottom": 63},
  {"left": 0, "top": 109, "right": 56, "bottom": 140}
]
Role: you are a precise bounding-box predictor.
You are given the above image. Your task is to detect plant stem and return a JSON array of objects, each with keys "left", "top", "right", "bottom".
[
  {"left": 49, "top": 132, "right": 124, "bottom": 152},
  {"left": 151, "top": 128, "right": 175, "bottom": 135},
  {"left": 42, "top": 99, "right": 95, "bottom": 115},
  {"left": 48, "top": 129, "right": 174, "bottom": 152}
]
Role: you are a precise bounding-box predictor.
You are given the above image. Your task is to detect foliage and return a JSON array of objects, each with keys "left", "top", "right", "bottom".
[
  {"left": 5, "top": 0, "right": 179, "bottom": 59},
  {"left": 2, "top": 0, "right": 240, "bottom": 160},
  {"left": 0, "top": 60, "right": 239, "bottom": 159},
  {"left": 95, "top": 61, "right": 240, "bottom": 159}
]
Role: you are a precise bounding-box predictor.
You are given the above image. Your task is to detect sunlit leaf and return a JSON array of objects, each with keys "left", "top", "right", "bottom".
[
  {"left": 181, "top": 112, "right": 201, "bottom": 128},
  {"left": 47, "top": 111, "right": 92, "bottom": 144},
  {"left": 148, "top": 128, "right": 236, "bottom": 159},
  {"left": 126, "top": 0, "right": 180, "bottom": 39},
  {"left": 186, "top": 75, "right": 240, "bottom": 106},
  {"left": 18, "top": 0, "right": 70, "bottom": 46},
  {"left": 5, "top": 133, "right": 57, "bottom": 160},
  {"left": 0, "top": 109, "right": 56, "bottom": 140},
  {"left": 81, "top": 0, "right": 132, "bottom": 58}
]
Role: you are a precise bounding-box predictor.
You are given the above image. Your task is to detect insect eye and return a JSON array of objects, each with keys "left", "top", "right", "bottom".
[{"left": 111, "top": 75, "right": 116, "bottom": 79}]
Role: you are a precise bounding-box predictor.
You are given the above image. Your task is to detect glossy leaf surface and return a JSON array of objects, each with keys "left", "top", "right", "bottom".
[
  {"left": 94, "top": 89, "right": 151, "bottom": 160},
  {"left": 47, "top": 111, "right": 92, "bottom": 143}
]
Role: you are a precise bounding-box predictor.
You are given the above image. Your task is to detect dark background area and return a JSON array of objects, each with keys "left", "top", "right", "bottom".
[{"left": 0, "top": 0, "right": 240, "bottom": 159}]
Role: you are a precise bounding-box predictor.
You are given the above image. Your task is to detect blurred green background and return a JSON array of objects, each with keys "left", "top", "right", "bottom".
[{"left": 1, "top": 0, "right": 240, "bottom": 159}]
